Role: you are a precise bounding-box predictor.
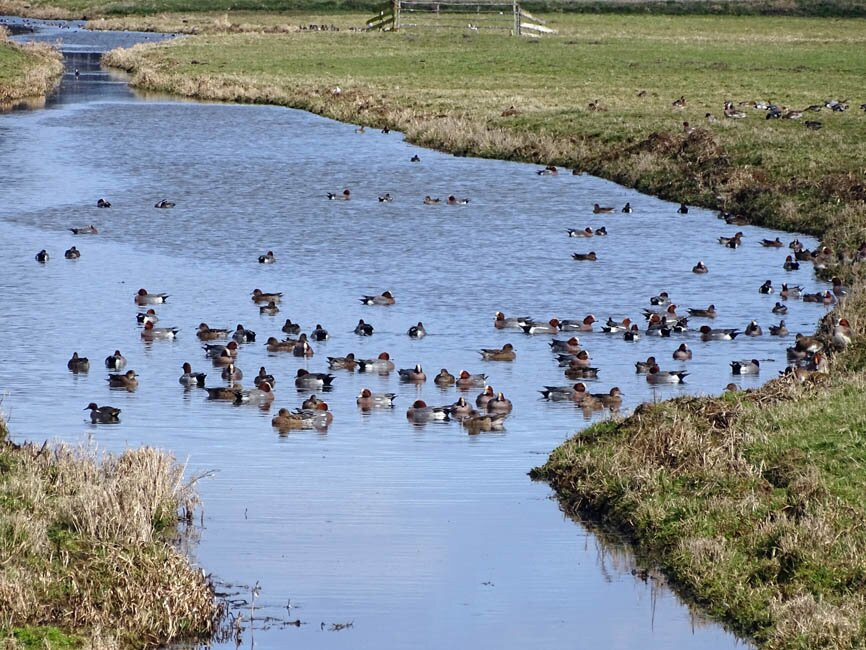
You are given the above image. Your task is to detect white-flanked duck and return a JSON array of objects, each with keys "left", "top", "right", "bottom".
[
  {"left": 650, "top": 292, "right": 671, "bottom": 306},
  {"left": 105, "top": 350, "right": 126, "bottom": 370},
  {"left": 699, "top": 325, "right": 739, "bottom": 341},
  {"left": 294, "top": 369, "right": 335, "bottom": 390},
  {"left": 622, "top": 202, "right": 633, "bottom": 213},
  {"left": 64, "top": 246, "right": 80, "bottom": 259},
  {"left": 358, "top": 352, "right": 395, "bottom": 373},
  {"left": 326, "top": 189, "right": 351, "bottom": 200},
  {"left": 522, "top": 318, "right": 560, "bottom": 335},
  {"left": 85, "top": 402, "right": 120, "bottom": 423},
  {"left": 646, "top": 365, "right": 688, "bottom": 384},
  {"left": 179, "top": 362, "right": 207, "bottom": 387},
  {"left": 560, "top": 315, "right": 596, "bottom": 332},
  {"left": 142, "top": 322, "right": 178, "bottom": 340},
  {"left": 567, "top": 227, "right": 594, "bottom": 238},
  {"left": 692, "top": 261, "right": 708, "bottom": 274},
  {"left": 135, "top": 288, "right": 168, "bottom": 305},
  {"left": 232, "top": 324, "right": 256, "bottom": 343},
  {"left": 96, "top": 198, "right": 111, "bottom": 208},
  {"left": 446, "top": 195, "right": 469, "bottom": 205},
  {"left": 311, "top": 324, "right": 329, "bottom": 341},
  {"left": 258, "top": 250, "right": 276, "bottom": 264},
  {"left": 730, "top": 359, "right": 760, "bottom": 375},
  {"left": 35, "top": 249, "right": 49, "bottom": 263},
  {"left": 623, "top": 324, "right": 641, "bottom": 341},
  {"left": 408, "top": 321, "right": 426, "bottom": 338},
  {"left": 406, "top": 400, "right": 450, "bottom": 423},
  {"left": 672, "top": 343, "right": 692, "bottom": 361},
  {"left": 602, "top": 317, "right": 632, "bottom": 334},
  {"left": 360, "top": 291, "right": 395, "bottom": 306},
  {"left": 357, "top": 388, "right": 396, "bottom": 410},
  {"left": 759, "top": 280, "right": 774, "bottom": 294},
  {"left": 354, "top": 319, "right": 374, "bottom": 336},
  {"left": 70, "top": 224, "right": 98, "bottom": 235}
]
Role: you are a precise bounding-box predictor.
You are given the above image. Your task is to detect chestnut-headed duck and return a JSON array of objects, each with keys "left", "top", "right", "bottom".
[
  {"left": 254, "top": 367, "right": 276, "bottom": 388},
  {"left": 745, "top": 320, "right": 763, "bottom": 337},
  {"left": 408, "top": 322, "right": 426, "bottom": 338},
  {"left": 780, "top": 283, "right": 803, "bottom": 299},
  {"left": 354, "top": 319, "right": 374, "bottom": 336},
  {"left": 635, "top": 356, "right": 657, "bottom": 373},
  {"left": 761, "top": 237, "right": 784, "bottom": 248},
  {"left": 281, "top": 319, "right": 301, "bottom": 335},
  {"left": 593, "top": 203, "right": 613, "bottom": 214},
  {"left": 154, "top": 200, "right": 175, "bottom": 209},
  {"left": 769, "top": 320, "right": 788, "bottom": 336},
  {"left": 70, "top": 224, "right": 98, "bottom": 235},
  {"left": 85, "top": 403, "right": 120, "bottom": 423},
  {"left": 480, "top": 343, "right": 515, "bottom": 361},
  {"left": 328, "top": 353, "right": 357, "bottom": 370},
  {"left": 233, "top": 324, "right": 256, "bottom": 343},
  {"left": 135, "top": 288, "right": 168, "bottom": 305},
  {"left": 197, "top": 323, "right": 229, "bottom": 340},
  {"left": 434, "top": 368, "right": 456, "bottom": 386},
  {"left": 561, "top": 349, "right": 591, "bottom": 367},
  {"left": 650, "top": 291, "right": 671, "bottom": 306},
  {"left": 105, "top": 350, "right": 126, "bottom": 370},
  {"left": 644, "top": 304, "right": 680, "bottom": 321},
  {"left": 622, "top": 202, "right": 633, "bottom": 213},
  {"left": 646, "top": 365, "right": 688, "bottom": 384},
  {"left": 360, "top": 291, "right": 395, "bottom": 306},
  {"left": 759, "top": 280, "right": 774, "bottom": 294},
  {"left": 235, "top": 381, "right": 275, "bottom": 405},
  {"left": 326, "top": 189, "right": 351, "bottom": 200},
  {"left": 540, "top": 383, "right": 585, "bottom": 401},
  {"left": 567, "top": 227, "right": 594, "bottom": 238},
  {"left": 772, "top": 302, "right": 788, "bottom": 315},
  {"left": 64, "top": 246, "right": 80, "bottom": 259},
  {"left": 398, "top": 364, "right": 426, "bottom": 382},
  {"left": 456, "top": 370, "right": 487, "bottom": 389},
  {"left": 832, "top": 277, "right": 847, "bottom": 297},
  {"left": 560, "top": 315, "right": 596, "bottom": 332},
  {"left": 475, "top": 385, "right": 495, "bottom": 407},
  {"left": 783, "top": 255, "right": 800, "bottom": 271},
  {"left": 447, "top": 195, "right": 469, "bottom": 205},
  {"left": 623, "top": 324, "right": 641, "bottom": 341},
  {"left": 141, "top": 322, "right": 178, "bottom": 339},
  {"left": 221, "top": 363, "right": 243, "bottom": 382},
  {"left": 358, "top": 352, "right": 394, "bottom": 373},
  {"left": 687, "top": 305, "right": 717, "bottom": 318},
  {"left": 357, "top": 388, "right": 396, "bottom": 409},
  {"left": 294, "top": 369, "right": 335, "bottom": 390},
  {"left": 311, "top": 324, "right": 330, "bottom": 341},
  {"left": 35, "top": 249, "right": 49, "bottom": 263},
  {"left": 699, "top": 326, "right": 739, "bottom": 341},
  {"left": 179, "top": 362, "right": 206, "bottom": 387},
  {"left": 96, "top": 198, "right": 111, "bottom": 208},
  {"left": 692, "top": 261, "right": 708, "bottom": 274},
  {"left": 137, "top": 309, "right": 158, "bottom": 325},
  {"left": 731, "top": 359, "right": 760, "bottom": 375},
  {"left": 536, "top": 165, "right": 558, "bottom": 176},
  {"left": 564, "top": 365, "right": 599, "bottom": 380},
  {"left": 204, "top": 340, "right": 238, "bottom": 358},
  {"left": 260, "top": 301, "right": 280, "bottom": 315},
  {"left": 378, "top": 193, "right": 393, "bottom": 203},
  {"left": 602, "top": 317, "right": 632, "bottom": 333},
  {"left": 487, "top": 392, "right": 513, "bottom": 413},
  {"left": 833, "top": 318, "right": 852, "bottom": 349},
  {"left": 423, "top": 196, "right": 441, "bottom": 205},
  {"left": 258, "top": 251, "right": 276, "bottom": 264},
  {"left": 107, "top": 370, "right": 138, "bottom": 390},
  {"left": 673, "top": 343, "right": 692, "bottom": 361},
  {"left": 522, "top": 318, "right": 560, "bottom": 334},
  {"left": 592, "top": 387, "right": 622, "bottom": 409},
  {"left": 494, "top": 312, "right": 531, "bottom": 330},
  {"left": 802, "top": 290, "right": 835, "bottom": 305},
  {"left": 205, "top": 385, "right": 242, "bottom": 401},
  {"left": 67, "top": 352, "right": 89, "bottom": 373},
  {"left": 251, "top": 289, "right": 282, "bottom": 303},
  {"left": 406, "top": 400, "right": 450, "bottom": 422}
]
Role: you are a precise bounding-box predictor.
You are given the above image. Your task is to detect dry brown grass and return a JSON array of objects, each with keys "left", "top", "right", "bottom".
[{"left": 0, "top": 28, "right": 63, "bottom": 106}]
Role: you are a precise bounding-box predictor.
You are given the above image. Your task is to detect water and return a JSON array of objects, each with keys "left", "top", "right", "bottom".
[{"left": 0, "top": 18, "right": 830, "bottom": 649}]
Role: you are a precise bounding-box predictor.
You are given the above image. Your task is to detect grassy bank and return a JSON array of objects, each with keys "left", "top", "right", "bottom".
[
  {"left": 0, "top": 26, "right": 63, "bottom": 106},
  {"left": 0, "top": 415, "right": 221, "bottom": 648}
]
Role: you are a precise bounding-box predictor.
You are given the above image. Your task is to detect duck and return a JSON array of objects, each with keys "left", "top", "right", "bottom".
[
  {"left": 271, "top": 408, "right": 315, "bottom": 431},
  {"left": 759, "top": 280, "right": 774, "bottom": 294},
  {"left": 64, "top": 246, "right": 80, "bottom": 259},
  {"left": 154, "top": 199, "right": 175, "bottom": 209},
  {"left": 360, "top": 291, "right": 395, "bottom": 306},
  {"left": 463, "top": 412, "right": 507, "bottom": 434},
  {"left": 560, "top": 315, "right": 596, "bottom": 332},
  {"left": 67, "top": 352, "right": 90, "bottom": 373},
  {"left": 69, "top": 224, "right": 98, "bottom": 235},
  {"left": 378, "top": 192, "right": 393, "bottom": 203},
  {"left": 672, "top": 95, "right": 686, "bottom": 108},
  {"left": 137, "top": 309, "right": 158, "bottom": 325},
  {"left": 719, "top": 232, "right": 743, "bottom": 246},
  {"left": 832, "top": 277, "right": 847, "bottom": 297},
  {"left": 266, "top": 336, "right": 296, "bottom": 353},
  {"left": 281, "top": 319, "right": 301, "bottom": 335},
  {"left": 772, "top": 302, "right": 788, "bottom": 315},
  {"left": 782, "top": 255, "right": 800, "bottom": 271},
  {"left": 357, "top": 388, "right": 396, "bottom": 409},
  {"left": 406, "top": 400, "right": 450, "bottom": 422},
  {"left": 204, "top": 340, "right": 238, "bottom": 358},
  {"left": 494, "top": 312, "right": 531, "bottom": 329},
  {"left": 646, "top": 365, "right": 688, "bottom": 384},
  {"left": 487, "top": 392, "right": 513, "bottom": 413},
  {"left": 258, "top": 250, "right": 276, "bottom": 264},
  {"left": 235, "top": 381, "right": 275, "bottom": 405},
  {"left": 623, "top": 324, "right": 641, "bottom": 341},
  {"left": 196, "top": 323, "right": 229, "bottom": 340},
  {"left": 595, "top": 226, "right": 608, "bottom": 236},
  {"left": 650, "top": 292, "right": 671, "bottom": 306},
  {"left": 135, "top": 288, "right": 169, "bottom": 305},
  {"left": 358, "top": 352, "right": 395, "bottom": 373},
  {"left": 730, "top": 359, "right": 760, "bottom": 375},
  {"left": 211, "top": 347, "right": 237, "bottom": 366},
  {"left": 592, "top": 387, "right": 623, "bottom": 409},
  {"left": 644, "top": 304, "right": 680, "bottom": 321},
  {"left": 107, "top": 370, "right": 138, "bottom": 390},
  {"left": 96, "top": 198, "right": 111, "bottom": 208},
  {"left": 310, "top": 323, "right": 330, "bottom": 341},
  {"left": 761, "top": 237, "right": 784, "bottom": 248},
  {"left": 178, "top": 362, "right": 207, "bottom": 387},
  {"left": 592, "top": 204, "right": 614, "bottom": 214},
  {"left": 254, "top": 367, "right": 276, "bottom": 388},
  {"left": 456, "top": 370, "right": 487, "bottom": 389},
  {"left": 601, "top": 317, "right": 632, "bottom": 333},
  {"left": 423, "top": 196, "right": 441, "bottom": 205},
  {"left": 291, "top": 402, "right": 334, "bottom": 429},
  {"left": 85, "top": 402, "right": 120, "bottom": 423},
  {"left": 832, "top": 318, "right": 852, "bottom": 349},
  {"left": 35, "top": 249, "right": 49, "bottom": 263},
  {"left": 699, "top": 326, "right": 739, "bottom": 341},
  {"left": 475, "top": 385, "right": 496, "bottom": 408},
  {"left": 354, "top": 319, "right": 374, "bottom": 336},
  {"left": 621, "top": 202, "right": 633, "bottom": 213},
  {"left": 205, "top": 385, "right": 242, "bottom": 401},
  {"left": 328, "top": 353, "right": 357, "bottom": 371},
  {"left": 723, "top": 213, "right": 749, "bottom": 226},
  {"left": 398, "top": 364, "right": 426, "bottom": 382},
  {"left": 105, "top": 350, "right": 126, "bottom": 370},
  {"left": 522, "top": 318, "right": 561, "bottom": 334},
  {"left": 744, "top": 320, "right": 763, "bottom": 337},
  {"left": 779, "top": 283, "right": 803, "bottom": 299},
  {"left": 141, "top": 322, "right": 178, "bottom": 340},
  {"left": 536, "top": 165, "right": 558, "bottom": 176},
  {"left": 567, "top": 227, "right": 594, "bottom": 238},
  {"left": 677, "top": 204, "right": 689, "bottom": 214},
  {"left": 251, "top": 289, "right": 282, "bottom": 303},
  {"left": 447, "top": 397, "right": 473, "bottom": 420},
  {"left": 410, "top": 154, "right": 421, "bottom": 162},
  {"left": 672, "top": 343, "right": 692, "bottom": 361},
  {"left": 294, "top": 369, "right": 335, "bottom": 390},
  {"left": 434, "top": 368, "right": 456, "bottom": 386},
  {"left": 692, "top": 261, "right": 708, "bottom": 274},
  {"left": 540, "top": 383, "right": 586, "bottom": 401},
  {"left": 768, "top": 320, "right": 788, "bottom": 336},
  {"left": 326, "top": 189, "right": 351, "bottom": 200},
  {"left": 479, "top": 343, "right": 515, "bottom": 361},
  {"left": 802, "top": 290, "right": 835, "bottom": 305},
  {"left": 564, "top": 364, "right": 599, "bottom": 380},
  {"left": 292, "top": 339, "right": 314, "bottom": 357},
  {"left": 687, "top": 305, "right": 717, "bottom": 318},
  {"left": 221, "top": 363, "right": 243, "bottom": 382},
  {"left": 259, "top": 301, "right": 280, "bottom": 315},
  {"left": 232, "top": 324, "right": 256, "bottom": 343},
  {"left": 635, "top": 356, "right": 657, "bottom": 373},
  {"left": 446, "top": 195, "right": 470, "bottom": 205},
  {"left": 408, "top": 321, "right": 426, "bottom": 338}
]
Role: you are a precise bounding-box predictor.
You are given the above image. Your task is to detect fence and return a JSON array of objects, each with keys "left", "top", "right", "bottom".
[{"left": 366, "top": 0, "right": 555, "bottom": 35}]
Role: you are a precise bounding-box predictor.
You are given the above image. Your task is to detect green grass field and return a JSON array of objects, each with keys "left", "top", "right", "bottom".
[{"left": 0, "top": 34, "right": 63, "bottom": 104}]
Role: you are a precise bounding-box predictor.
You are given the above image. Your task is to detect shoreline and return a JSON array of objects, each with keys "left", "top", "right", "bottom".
[{"left": 0, "top": 26, "right": 63, "bottom": 108}]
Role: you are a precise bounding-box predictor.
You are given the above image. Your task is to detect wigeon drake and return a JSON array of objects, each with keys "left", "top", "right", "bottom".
[
  {"left": 326, "top": 189, "right": 351, "bottom": 200},
  {"left": 135, "top": 289, "right": 169, "bottom": 305},
  {"left": 475, "top": 385, "right": 495, "bottom": 408},
  {"left": 328, "top": 353, "right": 358, "bottom": 370},
  {"left": 67, "top": 352, "right": 89, "bottom": 373},
  {"left": 730, "top": 359, "right": 760, "bottom": 375},
  {"left": 833, "top": 318, "right": 852, "bottom": 349},
  {"left": 232, "top": 324, "right": 256, "bottom": 343},
  {"left": 571, "top": 251, "right": 597, "bottom": 261},
  {"left": 494, "top": 312, "right": 531, "bottom": 329},
  {"left": 357, "top": 388, "right": 396, "bottom": 409},
  {"left": 251, "top": 289, "right": 282, "bottom": 303},
  {"left": 294, "top": 369, "right": 335, "bottom": 390},
  {"left": 105, "top": 350, "right": 126, "bottom": 370},
  {"left": 560, "top": 315, "right": 596, "bottom": 332},
  {"left": 446, "top": 195, "right": 469, "bottom": 205},
  {"left": 719, "top": 232, "right": 743, "bottom": 247},
  {"left": 137, "top": 309, "right": 158, "bottom": 325},
  {"left": 761, "top": 237, "right": 784, "bottom": 248},
  {"left": 179, "top": 362, "right": 206, "bottom": 387},
  {"left": 235, "top": 381, "right": 275, "bottom": 405},
  {"left": 408, "top": 322, "right": 426, "bottom": 338},
  {"left": 107, "top": 370, "right": 138, "bottom": 390},
  {"left": 358, "top": 352, "right": 395, "bottom": 373},
  {"left": 522, "top": 318, "right": 560, "bottom": 334},
  {"left": 567, "top": 227, "right": 594, "bottom": 238},
  {"left": 646, "top": 365, "right": 688, "bottom": 384},
  {"left": 699, "top": 326, "right": 739, "bottom": 341},
  {"left": 197, "top": 323, "right": 229, "bottom": 341},
  {"left": 258, "top": 251, "right": 276, "bottom": 264},
  {"left": 602, "top": 317, "right": 632, "bottom": 333},
  {"left": 561, "top": 349, "right": 591, "bottom": 367},
  {"left": 70, "top": 224, "right": 98, "bottom": 235},
  {"left": 456, "top": 370, "right": 487, "bottom": 389},
  {"left": 85, "top": 402, "right": 120, "bottom": 423},
  {"left": 434, "top": 368, "right": 456, "bottom": 386},
  {"left": 360, "top": 291, "right": 395, "bottom": 306},
  {"left": 398, "top": 364, "right": 426, "bottom": 382},
  {"left": 593, "top": 204, "right": 614, "bottom": 214},
  {"left": 141, "top": 322, "right": 178, "bottom": 339},
  {"left": 479, "top": 343, "right": 515, "bottom": 361},
  {"left": 64, "top": 246, "right": 80, "bottom": 259},
  {"left": 540, "top": 383, "right": 586, "bottom": 401},
  {"left": 780, "top": 283, "right": 803, "bottom": 299},
  {"left": 35, "top": 249, "right": 49, "bottom": 263},
  {"left": 672, "top": 343, "right": 692, "bottom": 361},
  {"left": 406, "top": 400, "right": 450, "bottom": 422}
]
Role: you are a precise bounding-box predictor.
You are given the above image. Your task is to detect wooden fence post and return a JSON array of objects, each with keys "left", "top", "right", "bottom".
[{"left": 513, "top": 0, "right": 520, "bottom": 36}]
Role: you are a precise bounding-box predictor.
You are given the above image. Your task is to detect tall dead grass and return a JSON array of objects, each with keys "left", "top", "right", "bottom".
[{"left": 0, "top": 28, "right": 64, "bottom": 105}]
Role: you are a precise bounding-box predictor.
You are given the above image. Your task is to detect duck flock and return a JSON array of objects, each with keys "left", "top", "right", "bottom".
[{"left": 38, "top": 169, "right": 851, "bottom": 439}]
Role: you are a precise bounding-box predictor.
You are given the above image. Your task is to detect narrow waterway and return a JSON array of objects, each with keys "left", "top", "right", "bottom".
[{"left": 1, "top": 18, "right": 829, "bottom": 648}]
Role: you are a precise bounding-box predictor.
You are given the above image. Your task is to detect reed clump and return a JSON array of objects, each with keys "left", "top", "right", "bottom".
[
  {"left": 0, "top": 414, "right": 221, "bottom": 648},
  {"left": 0, "top": 26, "right": 63, "bottom": 106}
]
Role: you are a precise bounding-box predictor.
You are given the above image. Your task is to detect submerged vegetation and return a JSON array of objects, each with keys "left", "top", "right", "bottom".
[
  {"left": 0, "top": 26, "right": 63, "bottom": 106},
  {"left": 0, "top": 415, "right": 221, "bottom": 648}
]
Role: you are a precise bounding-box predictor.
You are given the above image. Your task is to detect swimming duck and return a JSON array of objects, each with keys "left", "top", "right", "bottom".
[
  {"left": 211, "top": 347, "right": 237, "bottom": 366},
  {"left": 730, "top": 359, "right": 760, "bottom": 375},
  {"left": 602, "top": 317, "right": 632, "bottom": 334},
  {"left": 328, "top": 353, "right": 358, "bottom": 371},
  {"left": 692, "top": 261, "right": 708, "bottom": 274},
  {"left": 292, "top": 339, "right": 314, "bottom": 357},
  {"left": 154, "top": 200, "right": 175, "bottom": 209},
  {"left": 64, "top": 246, "right": 80, "bottom": 259},
  {"left": 635, "top": 356, "right": 657, "bottom": 373},
  {"left": 595, "top": 226, "right": 608, "bottom": 236},
  {"left": 178, "top": 362, "right": 207, "bottom": 387},
  {"left": 447, "top": 396, "right": 473, "bottom": 420},
  {"left": 687, "top": 305, "right": 717, "bottom": 319},
  {"left": 398, "top": 364, "right": 426, "bottom": 382},
  {"left": 35, "top": 249, "right": 49, "bottom": 263},
  {"left": 592, "top": 387, "right": 622, "bottom": 409},
  {"left": 475, "top": 385, "right": 495, "bottom": 408},
  {"left": 463, "top": 412, "right": 507, "bottom": 434},
  {"left": 761, "top": 237, "right": 784, "bottom": 248},
  {"left": 311, "top": 324, "right": 330, "bottom": 341},
  {"left": 205, "top": 385, "right": 243, "bottom": 401},
  {"left": 135, "top": 288, "right": 169, "bottom": 305},
  {"left": 563, "top": 365, "right": 599, "bottom": 380},
  {"left": 406, "top": 400, "right": 450, "bottom": 422},
  {"left": 266, "top": 336, "right": 296, "bottom": 353},
  {"left": 723, "top": 213, "right": 750, "bottom": 226},
  {"left": 302, "top": 395, "right": 324, "bottom": 410},
  {"left": 622, "top": 202, "right": 633, "bottom": 213},
  {"left": 196, "top": 323, "right": 229, "bottom": 341},
  {"left": 456, "top": 370, "right": 487, "bottom": 389},
  {"left": 719, "top": 232, "right": 743, "bottom": 246},
  {"left": 540, "top": 382, "right": 587, "bottom": 401},
  {"left": 292, "top": 402, "right": 334, "bottom": 429},
  {"left": 744, "top": 320, "right": 763, "bottom": 337},
  {"left": 446, "top": 195, "right": 470, "bottom": 205},
  {"left": 536, "top": 165, "right": 558, "bottom": 176},
  {"left": 434, "top": 368, "right": 456, "bottom": 386},
  {"left": 326, "top": 189, "right": 351, "bottom": 200},
  {"left": 251, "top": 289, "right": 282, "bottom": 303},
  {"left": 699, "top": 326, "right": 739, "bottom": 341},
  {"left": 623, "top": 324, "right": 641, "bottom": 341},
  {"left": 567, "top": 227, "right": 594, "bottom": 238},
  {"left": 107, "top": 370, "right": 138, "bottom": 390},
  {"left": 802, "top": 291, "right": 835, "bottom": 305},
  {"left": 480, "top": 343, "right": 515, "bottom": 361},
  {"left": 357, "top": 388, "right": 396, "bottom": 410},
  {"left": 487, "top": 392, "right": 513, "bottom": 413},
  {"left": 271, "top": 408, "right": 315, "bottom": 431},
  {"left": 408, "top": 321, "right": 426, "bottom": 338},
  {"left": 141, "top": 322, "right": 178, "bottom": 340},
  {"left": 644, "top": 304, "right": 680, "bottom": 321},
  {"left": 560, "top": 315, "right": 596, "bottom": 332},
  {"left": 358, "top": 352, "right": 395, "bottom": 373},
  {"left": 378, "top": 193, "right": 393, "bottom": 203},
  {"left": 259, "top": 301, "right": 280, "bottom": 315},
  {"left": 592, "top": 204, "right": 613, "bottom": 214},
  {"left": 423, "top": 196, "right": 441, "bottom": 205},
  {"left": 672, "top": 343, "right": 692, "bottom": 361},
  {"left": 494, "top": 312, "right": 531, "bottom": 330},
  {"left": 759, "top": 280, "right": 774, "bottom": 294},
  {"left": 523, "top": 318, "right": 561, "bottom": 335},
  {"left": 650, "top": 292, "right": 671, "bottom": 306},
  {"left": 779, "top": 283, "right": 802, "bottom": 299},
  {"left": 105, "top": 350, "right": 126, "bottom": 370},
  {"left": 560, "top": 349, "right": 591, "bottom": 367},
  {"left": 411, "top": 154, "right": 421, "bottom": 162},
  {"left": 258, "top": 251, "right": 276, "bottom": 264},
  {"left": 677, "top": 204, "right": 689, "bottom": 214},
  {"left": 360, "top": 291, "right": 395, "bottom": 306},
  {"left": 85, "top": 402, "right": 120, "bottom": 423},
  {"left": 67, "top": 352, "right": 90, "bottom": 373},
  {"left": 281, "top": 319, "right": 301, "bottom": 335},
  {"left": 782, "top": 255, "right": 800, "bottom": 271},
  {"left": 768, "top": 320, "right": 788, "bottom": 336},
  {"left": 772, "top": 302, "right": 788, "bottom": 315},
  {"left": 254, "top": 367, "right": 276, "bottom": 388},
  {"left": 221, "top": 363, "right": 243, "bottom": 382},
  {"left": 294, "top": 369, "right": 335, "bottom": 390},
  {"left": 203, "top": 340, "right": 238, "bottom": 359},
  {"left": 235, "top": 381, "right": 275, "bottom": 405},
  {"left": 70, "top": 224, "right": 98, "bottom": 235},
  {"left": 232, "top": 324, "right": 256, "bottom": 343},
  {"left": 646, "top": 365, "right": 688, "bottom": 384},
  {"left": 137, "top": 309, "right": 158, "bottom": 325},
  {"left": 96, "top": 198, "right": 111, "bottom": 208},
  {"left": 354, "top": 319, "right": 374, "bottom": 336}
]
